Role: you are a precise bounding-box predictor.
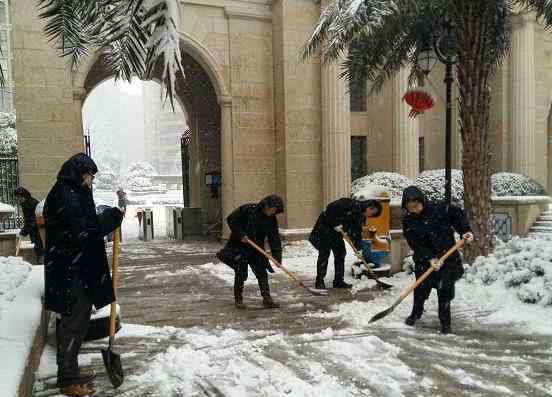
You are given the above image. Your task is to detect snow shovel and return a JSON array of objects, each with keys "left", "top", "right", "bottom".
[
  {"left": 369, "top": 238, "right": 466, "bottom": 324},
  {"left": 247, "top": 239, "right": 329, "bottom": 296},
  {"left": 336, "top": 227, "right": 394, "bottom": 290},
  {"left": 15, "top": 236, "right": 21, "bottom": 257},
  {"left": 101, "top": 227, "right": 124, "bottom": 388}
]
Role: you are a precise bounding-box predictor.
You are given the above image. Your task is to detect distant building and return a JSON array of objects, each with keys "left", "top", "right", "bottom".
[
  {"left": 0, "top": 0, "right": 13, "bottom": 112},
  {"left": 142, "top": 82, "right": 187, "bottom": 175}
]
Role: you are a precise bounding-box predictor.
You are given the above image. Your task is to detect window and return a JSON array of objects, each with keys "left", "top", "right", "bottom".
[
  {"left": 418, "top": 137, "right": 425, "bottom": 173},
  {"left": 349, "top": 79, "right": 367, "bottom": 112},
  {"left": 351, "top": 136, "right": 367, "bottom": 181}
]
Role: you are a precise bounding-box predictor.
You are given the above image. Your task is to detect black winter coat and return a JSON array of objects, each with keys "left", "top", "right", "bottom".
[
  {"left": 20, "top": 196, "right": 40, "bottom": 244},
  {"left": 227, "top": 196, "right": 283, "bottom": 270},
  {"left": 402, "top": 186, "right": 471, "bottom": 285},
  {"left": 44, "top": 154, "right": 123, "bottom": 315},
  {"left": 309, "top": 198, "right": 364, "bottom": 251}
]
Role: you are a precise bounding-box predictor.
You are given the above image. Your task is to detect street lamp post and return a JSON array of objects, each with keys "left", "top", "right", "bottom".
[
  {"left": 84, "top": 129, "right": 91, "bottom": 157},
  {"left": 180, "top": 129, "right": 191, "bottom": 207},
  {"left": 416, "top": 19, "right": 456, "bottom": 204}
]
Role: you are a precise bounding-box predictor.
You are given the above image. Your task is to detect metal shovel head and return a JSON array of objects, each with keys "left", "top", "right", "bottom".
[
  {"left": 308, "top": 287, "right": 329, "bottom": 296},
  {"left": 369, "top": 301, "right": 400, "bottom": 324},
  {"left": 375, "top": 279, "right": 394, "bottom": 290},
  {"left": 101, "top": 346, "right": 124, "bottom": 388}
]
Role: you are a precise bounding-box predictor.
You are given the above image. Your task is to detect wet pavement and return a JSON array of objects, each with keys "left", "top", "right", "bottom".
[{"left": 33, "top": 240, "right": 552, "bottom": 397}]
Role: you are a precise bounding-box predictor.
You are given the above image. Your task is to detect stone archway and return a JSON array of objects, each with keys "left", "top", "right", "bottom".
[{"left": 81, "top": 41, "right": 229, "bottom": 234}]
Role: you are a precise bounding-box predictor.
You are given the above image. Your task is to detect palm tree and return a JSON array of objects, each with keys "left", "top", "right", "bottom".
[
  {"left": 35, "top": 0, "right": 183, "bottom": 104},
  {"left": 303, "top": 0, "right": 552, "bottom": 260}
]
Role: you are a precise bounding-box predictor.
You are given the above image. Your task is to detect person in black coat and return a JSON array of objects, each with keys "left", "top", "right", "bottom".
[
  {"left": 310, "top": 198, "right": 382, "bottom": 289},
  {"left": 44, "top": 153, "right": 123, "bottom": 396},
  {"left": 217, "top": 195, "right": 284, "bottom": 309},
  {"left": 14, "top": 186, "right": 43, "bottom": 261},
  {"left": 401, "top": 186, "right": 474, "bottom": 334}
]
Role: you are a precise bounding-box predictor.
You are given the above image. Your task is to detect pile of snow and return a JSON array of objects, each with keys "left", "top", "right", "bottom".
[
  {"left": 0, "top": 257, "right": 32, "bottom": 320},
  {"left": 465, "top": 236, "right": 552, "bottom": 307},
  {"left": 415, "top": 169, "right": 464, "bottom": 207},
  {"left": 491, "top": 172, "right": 547, "bottom": 197},
  {"left": 352, "top": 172, "right": 413, "bottom": 201}
]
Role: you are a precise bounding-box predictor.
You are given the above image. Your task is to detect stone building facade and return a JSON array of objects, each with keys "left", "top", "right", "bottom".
[{"left": 9, "top": 0, "right": 552, "bottom": 234}]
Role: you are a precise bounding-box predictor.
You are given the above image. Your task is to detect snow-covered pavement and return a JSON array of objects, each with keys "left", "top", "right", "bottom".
[{"left": 33, "top": 239, "right": 552, "bottom": 396}]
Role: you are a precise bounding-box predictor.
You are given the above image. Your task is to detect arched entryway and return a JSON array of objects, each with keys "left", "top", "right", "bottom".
[{"left": 81, "top": 38, "right": 230, "bottom": 236}]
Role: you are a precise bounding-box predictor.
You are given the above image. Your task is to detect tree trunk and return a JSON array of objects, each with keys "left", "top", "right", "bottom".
[{"left": 453, "top": 3, "right": 494, "bottom": 262}]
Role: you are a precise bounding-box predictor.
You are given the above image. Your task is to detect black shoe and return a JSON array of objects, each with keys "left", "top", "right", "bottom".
[
  {"left": 333, "top": 280, "right": 353, "bottom": 289},
  {"left": 405, "top": 313, "right": 419, "bottom": 326},
  {"left": 441, "top": 324, "right": 452, "bottom": 334},
  {"left": 315, "top": 279, "right": 326, "bottom": 290},
  {"left": 262, "top": 297, "right": 280, "bottom": 309}
]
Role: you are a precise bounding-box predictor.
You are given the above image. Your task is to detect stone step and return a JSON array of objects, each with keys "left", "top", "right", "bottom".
[
  {"left": 537, "top": 217, "right": 552, "bottom": 222},
  {"left": 529, "top": 228, "right": 552, "bottom": 233},
  {"left": 534, "top": 221, "right": 552, "bottom": 227}
]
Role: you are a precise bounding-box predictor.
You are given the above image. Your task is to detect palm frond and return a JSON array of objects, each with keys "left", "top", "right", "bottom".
[
  {"left": 515, "top": 0, "right": 552, "bottom": 26},
  {"left": 142, "top": 0, "right": 184, "bottom": 109},
  {"left": 341, "top": 1, "right": 440, "bottom": 93},
  {"left": 38, "top": 0, "right": 90, "bottom": 71}
]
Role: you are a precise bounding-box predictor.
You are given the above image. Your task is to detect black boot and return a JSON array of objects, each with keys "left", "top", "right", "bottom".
[
  {"left": 405, "top": 301, "right": 424, "bottom": 326},
  {"left": 333, "top": 280, "right": 352, "bottom": 289},
  {"left": 234, "top": 279, "right": 246, "bottom": 309},
  {"left": 439, "top": 299, "right": 452, "bottom": 334},
  {"left": 262, "top": 296, "right": 280, "bottom": 309},
  {"left": 259, "top": 277, "right": 280, "bottom": 309},
  {"left": 315, "top": 277, "right": 326, "bottom": 290}
]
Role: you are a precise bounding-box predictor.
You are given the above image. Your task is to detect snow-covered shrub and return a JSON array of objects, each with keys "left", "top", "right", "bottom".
[
  {"left": 491, "top": 172, "right": 546, "bottom": 197},
  {"left": 0, "top": 111, "right": 17, "bottom": 156},
  {"left": 465, "top": 236, "right": 552, "bottom": 306},
  {"left": 352, "top": 172, "right": 413, "bottom": 201},
  {"left": 94, "top": 166, "right": 118, "bottom": 191},
  {"left": 415, "top": 169, "right": 464, "bottom": 207},
  {"left": 125, "top": 161, "right": 159, "bottom": 192}
]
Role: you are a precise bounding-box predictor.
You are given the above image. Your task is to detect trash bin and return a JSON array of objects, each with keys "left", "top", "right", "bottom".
[
  {"left": 138, "top": 208, "right": 154, "bottom": 241},
  {"left": 165, "top": 206, "right": 183, "bottom": 239}
]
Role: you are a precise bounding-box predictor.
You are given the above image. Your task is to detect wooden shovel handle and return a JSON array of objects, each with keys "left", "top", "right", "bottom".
[
  {"left": 399, "top": 239, "right": 466, "bottom": 301},
  {"left": 247, "top": 239, "right": 305, "bottom": 287},
  {"left": 109, "top": 228, "right": 121, "bottom": 338}
]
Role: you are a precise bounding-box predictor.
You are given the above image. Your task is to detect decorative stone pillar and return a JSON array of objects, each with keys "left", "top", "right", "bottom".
[
  {"left": 392, "top": 69, "right": 419, "bottom": 180},
  {"left": 73, "top": 88, "right": 87, "bottom": 152},
  {"left": 218, "top": 96, "right": 234, "bottom": 238},
  {"left": 510, "top": 13, "right": 536, "bottom": 178},
  {"left": 321, "top": 1, "right": 351, "bottom": 205}
]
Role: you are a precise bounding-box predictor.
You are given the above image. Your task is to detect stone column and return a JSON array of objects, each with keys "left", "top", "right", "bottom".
[
  {"left": 218, "top": 96, "right": 234, "bottom": 238},
  {"left": 321, "top": 0, "right": 351, "bottom": 204},
  {"left": 392, "top": 69, "right": 419, "bottom": 180},
  {"left": 510, "top": 13, "right": 536, "bottom": 178}
]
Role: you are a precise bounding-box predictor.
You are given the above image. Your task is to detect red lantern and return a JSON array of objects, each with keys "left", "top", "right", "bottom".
[{"left": 402, "top": 87, "right": 434, "bottom": 118}]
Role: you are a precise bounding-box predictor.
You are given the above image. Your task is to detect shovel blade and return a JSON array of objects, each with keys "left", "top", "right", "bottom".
[
  {"left": 369, "top": 305, "right": 396, "bottom": 324},
  {"left": 376, "top": 280, "right": 394, "bottom": 290},
  {"left": 101, "top": 347, "right": 124, "bottom": 388},
  {"left": 308, "top": 287, "right": 329, "bottom": 296}
]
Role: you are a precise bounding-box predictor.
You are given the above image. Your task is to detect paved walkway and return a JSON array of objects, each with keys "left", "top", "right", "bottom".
[{"left": 32, "top": 240, "right": 552, "bottom": 397}]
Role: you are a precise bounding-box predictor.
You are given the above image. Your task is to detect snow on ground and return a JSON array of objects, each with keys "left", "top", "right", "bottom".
[
  {"left": 0, "top": 256, "right": 32, "bottom": 320},
  {"left": 0, "top": 260, "right": 43, "bottom": 397}
]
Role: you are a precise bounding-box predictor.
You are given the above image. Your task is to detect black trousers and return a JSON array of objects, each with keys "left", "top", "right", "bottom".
[
  {"left": 412, "top": 275, "right": 455, "bottom": 326},
  {"left": 315, "top": 237, "right": 347, "bottom": 283},
  {"left": 56, "top": 279, "right": 93, "bottom": 386},
  {"left": 217, "top": 244, "right": 271, "bottom": 300}
]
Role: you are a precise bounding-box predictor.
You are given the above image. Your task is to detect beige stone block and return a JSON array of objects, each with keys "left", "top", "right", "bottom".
[
  {"left": 236, "top": 142, "right": 275, "bottom": 157},
  {"left": 234, "top": 112, "right": 273, "bottom": 129},
  {"left": 235, "top": 128, "right": 274, "bottom": 145},
  {"left": 235, "top": 157, "right": 274, "bottom": 173}
]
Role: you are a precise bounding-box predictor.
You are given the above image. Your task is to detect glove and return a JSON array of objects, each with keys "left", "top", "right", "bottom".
[
  {"left": 462, "top": 232, "right": 474, "bottom": 243},
  {"left": 334, "top": 225, "right": 344, "bottom": 233},
  {"left": 430, "top": 258, "right": 443, "bottom": 271},
  {"left": 355, "top": 250, "right": 363, "bottom": 258}
]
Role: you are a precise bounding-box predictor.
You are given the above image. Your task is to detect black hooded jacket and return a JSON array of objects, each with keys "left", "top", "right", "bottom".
[
  {"left": 309, "top": 198, "right": 372, "bottom": 251},
  {"left": 15, "top": 188, "right": 40, "bottom": 244},
  {"left": 44, "top": 153, "right": 123, "bottom": 315},
  {"left": 401, "top": 186, "right": 471, "bottom": 284},
  {"left": 227, "top": 195, "right": 284, "bottom": 265}
]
